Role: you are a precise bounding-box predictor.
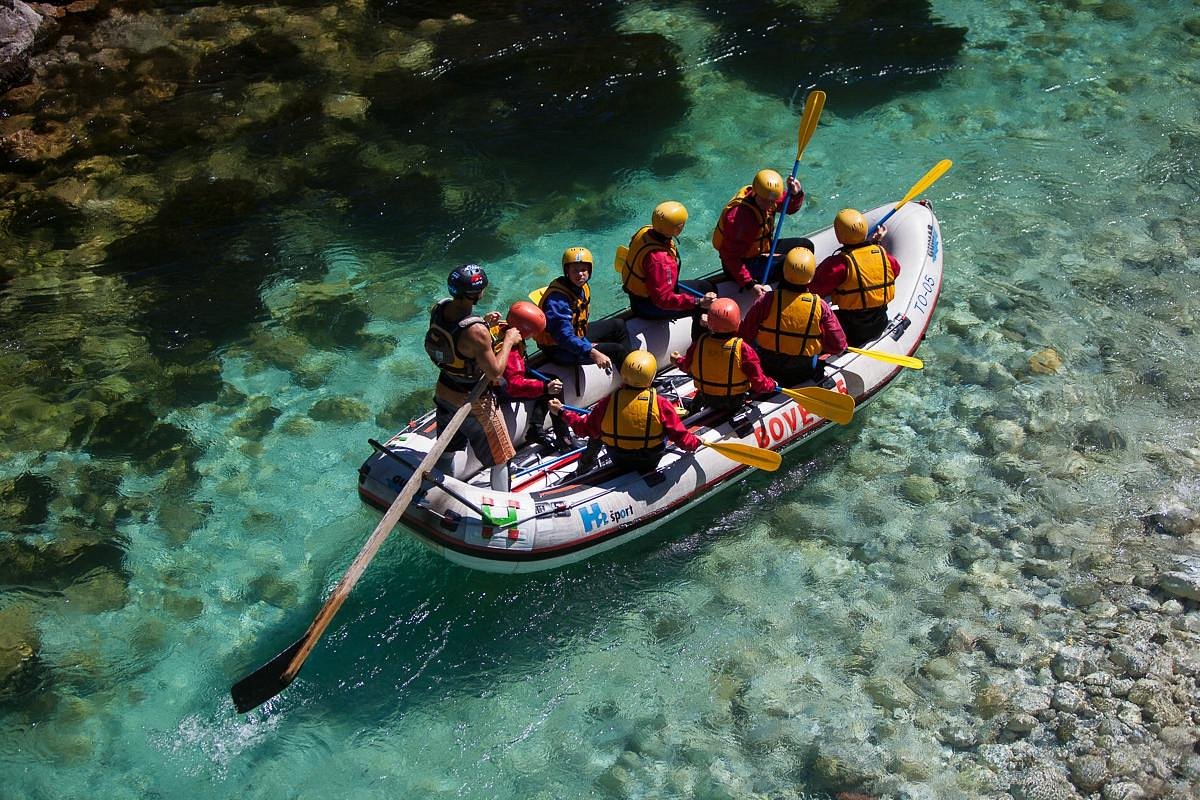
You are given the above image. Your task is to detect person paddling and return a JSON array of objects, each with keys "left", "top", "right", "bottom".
[
  {"left": 740, "top": 247, "right": 847, "bottom": 386},
  {"left": 424, "top": 264, "right": 520, "bottom": 491},
  {"left": 536, "top": 246, "right": 632, "bottom": 371},
  {"left": 549, "top": 351, "right": 700, "bottom": 475},
  {"left": 711, "top": 169, "right": 807, "bottom": 298},
  {"left": 497, "top": 300, "right": 575, "bottom": 453},
  {"left": 620, "top": 202, "right": 716, "bottom": 329},
  {"left": 808, "top": 208, "right": 902, "bottom": 346},
  {"left": 671, "top": 298, "right": 776, "bottom": 415}
]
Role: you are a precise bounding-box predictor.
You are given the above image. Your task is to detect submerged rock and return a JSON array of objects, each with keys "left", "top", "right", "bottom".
[
  {"left": 308, "top": 395, "right": 370, "bottom": 423},
  {"left": 0, "top": 604, "right": 40, "bottom": 696}
]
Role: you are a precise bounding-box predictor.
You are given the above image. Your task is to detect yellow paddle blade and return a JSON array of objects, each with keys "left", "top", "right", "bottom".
[
  {"left": 795, "top": 90, "right": 826, "bottom": 161},
  {"left": 613, "top": 245, "right": 629, "bottom": 276},
  {"left": 701, "top": 440, "right": 782, "bottom": 472},
  {"left": 528, "top": 286, "right": 546, "bottom": 304},
  {"left": 847, "top": 346, "right": 924, "bottom": 370},
  {"left": 896, "top": 159, "right": 952, "bottom": 210},
  {"left": 780, "top": 386, "right": 855, "bottom": 425}
]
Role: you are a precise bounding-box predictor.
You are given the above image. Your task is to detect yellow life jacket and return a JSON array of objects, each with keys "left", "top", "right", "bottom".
[
  {"left": 710, "top": 186, "right": 772, "bottom": 258},
  {"left": 620, "top": 226, "right": 678, "bottom": 300},
  {"left": 832, "top": 244, "right": 895, "bottom": 311},
  {"left": 689, "top": 333, "right": 750, "bottom": 397},
  {"left": 755, "top": 289, "right": 823, "bottom": 357},
  {"left": 600, "top": 388, "right": 664, "bottom": 450},
  {"left": 534, "top": 276, "right": 590, "bottom": 348},
  {"left": 425, "top": 299, "right": 486, "bottom": 386}
]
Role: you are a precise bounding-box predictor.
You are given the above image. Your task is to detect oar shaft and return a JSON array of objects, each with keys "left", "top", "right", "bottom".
[
  {"left": 562, "top": 403, "right": 590, "bottom": 415},
  {"left": 761, "top": 158, "right": 801, "bottom": 285}
]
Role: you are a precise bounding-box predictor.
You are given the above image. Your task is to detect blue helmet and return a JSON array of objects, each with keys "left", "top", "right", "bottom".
[{"left": 448, "top": 263, "right": 488, "bottom": 298}]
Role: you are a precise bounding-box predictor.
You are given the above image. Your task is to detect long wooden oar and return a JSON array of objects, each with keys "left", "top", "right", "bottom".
[
  {"left": 867, "top": 159, "right": 952, "bottom": 239},
  {"left": 761, "top": 89, "right": 826, "bottom": 285},
  {"left": 847, "top": 346, "right": 924, "bottom": 370},
  {"left": 230, "top": 376, "right": 491, "bottom": 714},
  {"left": 779, "top": 385, "right": 855, "bottom": 425},
  {"left": 700, "top": 440, "right": 781, "bottom": 471}
]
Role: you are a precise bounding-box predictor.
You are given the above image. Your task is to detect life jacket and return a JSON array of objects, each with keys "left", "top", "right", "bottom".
[
  {"left": 424, "top": 299, "right": 486, "bottom": 387},
  {"left": 710, "top": 186, "right": 772, "bottom": 258},
  {"left": 600, "top": 388, "right": 664, "bottom": 451},
  {"left": 689, "top": 333, "right": 750, "bottom": 397},
  {"left": 620, "top": 226, "right": 678, "bottom": 300},
  {"left": 755, "top": 287, "right": 823, "bottom": 357},
  {"left": 832, "top": 243, "right": 895, "bottom": 311},
  {"left": 534, "top": 276, "right": 590, "bottom": 348}
]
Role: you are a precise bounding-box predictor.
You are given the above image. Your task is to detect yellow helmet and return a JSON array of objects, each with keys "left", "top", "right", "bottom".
[
  {"left": 834, "top": 208, "right": 868, "bottom": 245},
  {"left": 651, "top": 201, "right": 688, "bottom": 236},
  {"left": 752, "top": 169, "right": 785, "bottom": 201},
  {"left": 620, "top": 350, "right": 657, "bottom": 388},
  {"left": 783, "top": 247, "right": 816, "bottom": 285},
  {"left": 561, "top": 246, "right": 593, "bottom": 268}
]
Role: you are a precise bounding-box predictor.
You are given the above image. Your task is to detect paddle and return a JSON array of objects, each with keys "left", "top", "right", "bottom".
[
  {"left": 847, "top": 346, "right": 924, "bottom": 370},
  {"left": 613, "top": 244, "right": 704, "bottom": 298},
  {"left": 230, "top": 376, "right": 491, "bottom": 714},
  {"left": 700, "top": 440, "right": 781, "bottom": 471},
  {"left": 761, "top": 89, "right": 826, "bottom": 285},
  {"left": 528, "top": 287, "right": 545, "bottom": 304},
  {"left": 562, "top": 405, "right": 780, "bottom": 470},
  {"left": 866, "top": 159, "right": 952, "bottom": 239},
  {"left": 778, "top": 385, "right": 855, "bottom": 425}
]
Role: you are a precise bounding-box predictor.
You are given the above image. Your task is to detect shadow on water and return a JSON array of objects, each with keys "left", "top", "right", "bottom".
[{"left": 703, "top": 0, "right": 967, "bottom": 114}]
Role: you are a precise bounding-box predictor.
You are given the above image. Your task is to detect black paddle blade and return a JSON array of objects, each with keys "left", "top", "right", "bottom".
[{"left": 230, "top": 635, "right": 307, "bottom": 713}]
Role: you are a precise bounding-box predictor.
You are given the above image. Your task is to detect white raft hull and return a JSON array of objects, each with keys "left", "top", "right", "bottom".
[{"left": 358, "top": 202, "right": 944, "bottom": 573}]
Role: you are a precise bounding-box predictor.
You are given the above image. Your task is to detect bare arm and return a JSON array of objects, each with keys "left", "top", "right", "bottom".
[{"left": 460, "top": 323, "right": 521, "bottom": 381}]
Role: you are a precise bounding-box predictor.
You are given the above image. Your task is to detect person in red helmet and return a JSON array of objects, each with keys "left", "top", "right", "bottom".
[
  {"left": 496, "top": 301, "right": 575, "bottom": 453},
  {"left": 671, "top": 297, "right": 776, "bottom": 415},
  {"left": 712, "top": 168, "right": 807, "bottom": 297},
  {"left": 424, "top": 263, "right": 520, "bottom": 490}
]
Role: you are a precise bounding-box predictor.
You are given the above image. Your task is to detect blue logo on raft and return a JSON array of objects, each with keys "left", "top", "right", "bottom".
[
  {"left": 579, "top": 503, "right": 609, "bottom": 533},
  {"left": 927, "top": 224, "right": 940, "bottom": 259}
]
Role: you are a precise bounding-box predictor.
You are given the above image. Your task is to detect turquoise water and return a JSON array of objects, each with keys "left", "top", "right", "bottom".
[{"left": 1, "top": 1, "right": 1198, "bottom": 798}]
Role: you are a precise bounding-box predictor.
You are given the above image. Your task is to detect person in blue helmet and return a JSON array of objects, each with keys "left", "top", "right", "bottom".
[{"left": 423, "top": 264, "right": 521, "bottom": 490}]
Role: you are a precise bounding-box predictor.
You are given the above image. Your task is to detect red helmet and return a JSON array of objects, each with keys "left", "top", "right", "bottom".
[
  {"left": 707, "top": 297, "right": 741, "bottom": 333},
  {"left": 506, "top": 300, "right": 546, "bottom": 339}
]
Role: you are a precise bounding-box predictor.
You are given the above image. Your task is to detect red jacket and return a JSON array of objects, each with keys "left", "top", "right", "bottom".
[
  {"left": 717, "top": 190, "right": 804, "bottom": 287},
  {"left": 502, "top": 344, "right": 546, "bottom": 399},
  {"left": 562, "top": 391, "right": 701, "bottom": 451},
  {"left": 738, "top": 293, "right": 848, "bottom": 355},
  {"left": 643, "top": 248, "right": 699, "bottom": 312},
  {"left": 676, "top": 335, "right": 776, "bottom": 394},
  {"left": 809, "top": 248, "right": 902, "bottom": 301}
]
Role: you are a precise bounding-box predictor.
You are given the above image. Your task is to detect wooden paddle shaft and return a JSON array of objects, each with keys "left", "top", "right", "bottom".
[{"left": 281, "top": 376, "right": 490, "bottom": 683}]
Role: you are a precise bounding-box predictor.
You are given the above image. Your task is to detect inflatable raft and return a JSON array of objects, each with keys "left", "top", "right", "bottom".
[{"left": 357, "top": 201, "right": 943, "bottom": 572}]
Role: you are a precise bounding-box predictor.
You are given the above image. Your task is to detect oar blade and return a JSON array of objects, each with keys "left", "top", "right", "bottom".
[
  {"left": 847, "top": 347, "right": 924, "bottom": 370},
  {"left": 796, "top": 90, "right": 826, "bottom": 160},
  {"left": 230, "top": 634, "right": 308, "bottom": 713},
  {"left": 781, "top": 386, "right": 856, "bottom": 425},
  {"left": 528, "top": 287, "right": 546, "bottom": 304},
  {"left": 899, "top": 158, "right": 952, "bottom": 206},
  {"left": 613, "top": 245, "right": 629, "bottom": 276},
  {"left": 702, "top": 440, "right": 782, "bottom": 472}
]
